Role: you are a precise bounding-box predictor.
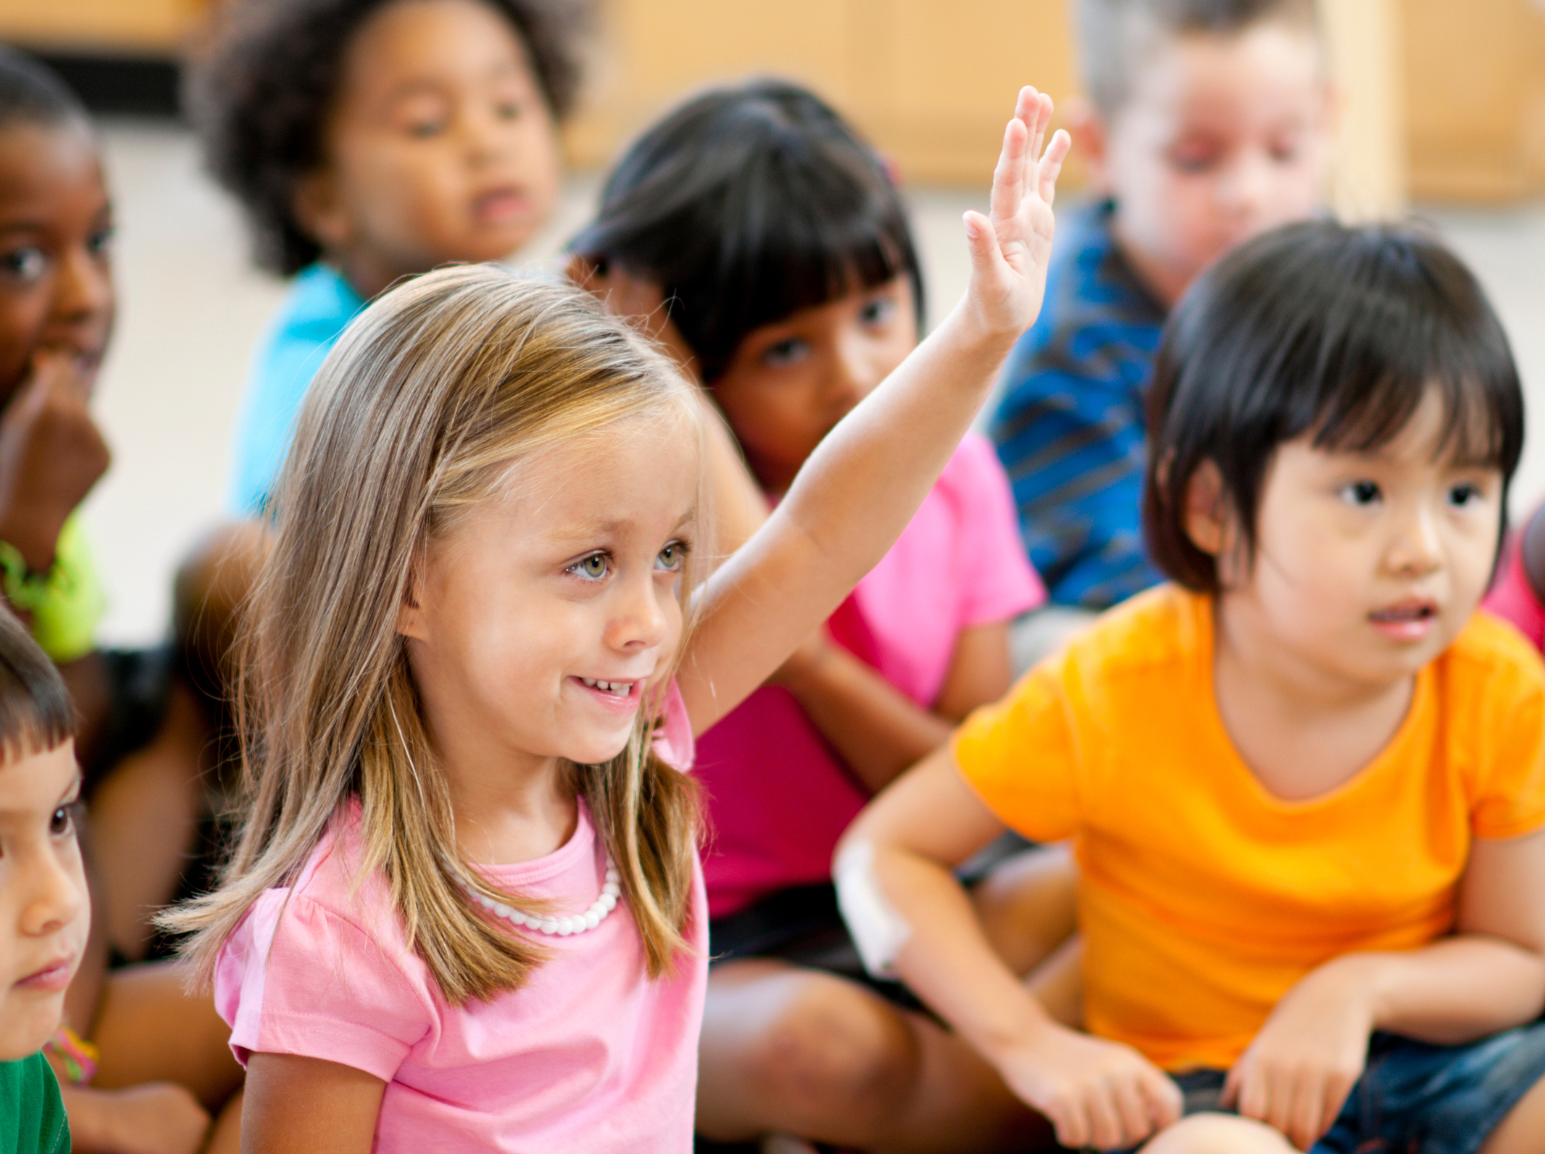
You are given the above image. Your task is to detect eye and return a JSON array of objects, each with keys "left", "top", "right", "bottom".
[
  {"left": 87, "top": 225, "right": 114, "bottom": 258},
  {"left": 0, "top": 246, "right": 47, "bottom": 284},
  {"left": 860, "top": 297, "right": 896, "bottom": 328},
  {"left": 656, "top": 540, "right": 689, "bottom": 572},
  {"left": 495, "top": 98, "right": 523, "bottom": 121},
  {"left": 1169, "top": 146, "right": 1220, "bottom": 174},
  {"left": 49, "top": 802, "right": 82, "bottom": 839},
  {"left": 1269, "top": 139, "right": 1302, "bottom": 164},
  {"left": 1339, "top": 480, "right": 1382, "bottom": 507},
  {"left": 760, "top": 338, "right": 810, "bottom": 368},
  {"left": 1447, "top": 482, "right": 1484, "bottom": 508},
  {"left": 568, "top": 552, "right": 610, "bottom": 581}
]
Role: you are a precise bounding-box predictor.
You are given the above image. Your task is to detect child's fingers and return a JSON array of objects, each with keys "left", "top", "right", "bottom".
[
  {"left": 1112, "top": 1079, "right": 1156, "bottom": 1147},
  {"left": 1039, "top": 129, "right": 1072, "bottom": 208},
  {"left": 989, "top": 109, "right": 1030, "bottom": 227},
  {"left": 962, "top": 209, "right": 1006, "bottom": 283},
  {"left": 1143, "top": 1067, "right": 1184, "bottom": 1129}
]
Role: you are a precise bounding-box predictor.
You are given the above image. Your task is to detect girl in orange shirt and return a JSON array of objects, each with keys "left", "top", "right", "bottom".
[{"left": 839, "top": 221, "right": 1545, "bottom": 1154}]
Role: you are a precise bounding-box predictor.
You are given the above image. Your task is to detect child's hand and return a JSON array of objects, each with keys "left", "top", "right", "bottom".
[
  {"left": 993, "top": 1020, "right": 1181, "bottom": 1149},
  {"left": 959, "top": 87, "right": 1071, "bottom": 344},
  {"left": 0, "top": 349, "right": 111, "bottom": 572},
  {"left": 62, "top": 1082, "right": 210, "bottom": 1154},
  {"left": 1223, "top": 958, "right": 1374, "bottom": 1150}
]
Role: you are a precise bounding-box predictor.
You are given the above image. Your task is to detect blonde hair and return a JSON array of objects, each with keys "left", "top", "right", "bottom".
[{"left": 163, "top": 266, "right": 704, "bottom": 1003}]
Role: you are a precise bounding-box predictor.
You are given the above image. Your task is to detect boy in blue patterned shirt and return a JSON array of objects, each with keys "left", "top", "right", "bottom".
[{"left": 992, "top": 0, "right": 1330, "bottom": 618}]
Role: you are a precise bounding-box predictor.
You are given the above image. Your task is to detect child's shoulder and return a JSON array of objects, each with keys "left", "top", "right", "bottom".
[
  {"left": 1058, "top": 583, "right": 1201, "bottom": 681},
  {"left": 1440, "top": 608, "right": 1545, "bottom": 700},
  {"left": 0, "top": 1051, "right": 69, "bottom": 1154}
]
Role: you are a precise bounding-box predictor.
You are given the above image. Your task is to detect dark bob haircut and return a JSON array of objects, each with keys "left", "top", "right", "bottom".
[
  {"left": 0, "top": 610, "right": 74, "bottom": 763},
  {"left": 187, "top": 0, "right": 588, "bottom": 276},
  {"left": 568, "top": 79, "right": 924, "bottom": 383},
  {"left": 1143, "top": 219, "right": 1524, "bottom": 594},
  {"left": 0, "top": 47, "right": 88, "bottom": 132}
]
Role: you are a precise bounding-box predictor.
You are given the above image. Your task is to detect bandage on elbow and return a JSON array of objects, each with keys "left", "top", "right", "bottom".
[{"left": 834, "top": 842, "right": 911, "bottom": 978}]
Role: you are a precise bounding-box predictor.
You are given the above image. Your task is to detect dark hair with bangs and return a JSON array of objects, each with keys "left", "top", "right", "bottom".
[
  {"left": 568, "top": 79, "right": 924, "bottom": 383},
  {"left": 0, "top": 610, "right": 74, "bottom": 763},
  {"left": 188, "top": 0, "right": 588, "bottom": 276},
  {"left": 1144, "top": 219, "right": 1524, "bottom": 594},
  {"left": 0, "top": 47, "right": 88, "bottom": 132}
]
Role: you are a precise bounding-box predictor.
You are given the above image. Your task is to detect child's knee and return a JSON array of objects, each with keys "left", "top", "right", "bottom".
[
  {"left": 742, "top": 976, "right": 919, "bottom": 1119},
  {"left": 1142, "top": 1113, "right": 1295, "bottom": 1154}
]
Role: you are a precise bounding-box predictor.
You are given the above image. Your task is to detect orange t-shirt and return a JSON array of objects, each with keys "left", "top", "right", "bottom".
[{"left": 953, "top": 584, "right": 1545, "bottom": 1072}]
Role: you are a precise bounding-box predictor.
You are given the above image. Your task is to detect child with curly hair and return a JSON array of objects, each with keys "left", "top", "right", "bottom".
[{"left": 189, "top": 0, "right": 580, "bottom": 514}]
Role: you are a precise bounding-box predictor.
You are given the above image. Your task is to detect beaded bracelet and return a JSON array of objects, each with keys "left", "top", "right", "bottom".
[
  {"left": 0, "top": 538, "right": 52, "bottom": 614},
  {"left": 44, "top": 1025, "right": 99, "bottom": 1085}
]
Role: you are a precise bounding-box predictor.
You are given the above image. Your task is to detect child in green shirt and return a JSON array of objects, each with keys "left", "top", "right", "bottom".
[{"left": 0, "top": 607, "right": 87, "bottom": 1154}]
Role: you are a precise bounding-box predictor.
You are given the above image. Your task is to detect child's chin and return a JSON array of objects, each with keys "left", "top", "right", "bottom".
[{"left": 0, "top": 995, "right": 63, "bottom": 1062}]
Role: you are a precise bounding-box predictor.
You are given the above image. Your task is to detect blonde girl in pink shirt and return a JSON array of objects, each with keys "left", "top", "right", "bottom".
[{"left": 160, "top": 89, "right": 1069, "bottom": 1152}]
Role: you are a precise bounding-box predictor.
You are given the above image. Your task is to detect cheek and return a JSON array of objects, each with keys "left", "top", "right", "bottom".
[{"left": 0, "top": 291, "right": 49, "bottom": 394}]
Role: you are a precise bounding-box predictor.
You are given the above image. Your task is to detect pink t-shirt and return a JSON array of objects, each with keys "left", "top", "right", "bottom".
[
  {"left": 214, "top": 689, "right": 704, "bottom": 1153},
  {"left": 697, "top": 434, "right": 1045, "bottom": 918},
  {"left": 1485, "top": 530, "right": 1545, "bottom": 651}
]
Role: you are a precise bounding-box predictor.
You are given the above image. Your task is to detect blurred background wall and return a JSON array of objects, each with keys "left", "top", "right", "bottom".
[{"left": 5, "top": 0, "right": 1544, "bottom": 206}]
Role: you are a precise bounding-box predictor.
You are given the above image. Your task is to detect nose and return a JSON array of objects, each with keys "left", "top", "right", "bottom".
[
  {"left": 1387, "top": 501, "right": 1444, "bottom": 577},
  {"left": 463, "top": 104, "right": 513, "bottom": 167},
  {"left": 605, "top": 567, "right": 671, "bottom": 654},
  {"left": 20, "top": 842, "right": 88, "bottom": 940},
  {"left": 51, "top": 241, "right": 112, "bottom": 332},
  {"left": 1214, "top": 150, "right": 1272, "bottom": 222},
  {"left": 828, "top": 328, "right": 882, "bottom": 414}
]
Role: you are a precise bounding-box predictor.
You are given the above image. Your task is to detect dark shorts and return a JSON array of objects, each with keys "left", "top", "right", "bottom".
[
  {"left": 707, "top": 882, "right": 923, "bottom": 1012},
  {"left": 1152, "top": 1025, "right": 1545, "bottom": 1154}
]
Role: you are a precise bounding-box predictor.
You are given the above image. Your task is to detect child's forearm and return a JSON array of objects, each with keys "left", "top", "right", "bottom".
[
  {"left": 776, "top": 643, "right": 954, "bottom": 794},
  {"left": 857, "top": 839, "right": 1058, "bottom": 1061},
  {"left": 1325, "top": 937, "right": 1545, "bottom": 1046}
]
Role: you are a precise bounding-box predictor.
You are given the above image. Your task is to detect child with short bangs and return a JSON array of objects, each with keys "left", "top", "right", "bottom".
[
  {"left": 162, "top": 91, "right": 1070, "bottom": 1150},
  {"left": 571, "top": 80, "right": 1072, "bottom": 1153},
  {"left": 190, "top": 0, "right": 579, "bottom": 514},
  {"left": 841, "top": 221, "right": 1545, "bottom": 1153},
  {"left": 0, "top": 609, "right": 86, "bottom": 1154},
  {"left": 992, "top": 0, "right": 1330, "bottom": 636}
]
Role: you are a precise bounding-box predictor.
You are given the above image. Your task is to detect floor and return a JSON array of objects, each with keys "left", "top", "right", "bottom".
[{"left": 84, "top": 118, "right": 1545, "bottom": 645}]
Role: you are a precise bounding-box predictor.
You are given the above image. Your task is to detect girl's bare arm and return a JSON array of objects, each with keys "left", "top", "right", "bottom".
[
  {"left": 775, "top": 622, "right": 1013, "bottom": 794},
  {"left": 679, "top": 87, "right": 1069, "bottom": 735},
  {"left": 835, "top": 747, "right": 1181, "bottom": 1150},
  {"left": 242, "top": 1054, "right": 384, "bottom": 1154}
]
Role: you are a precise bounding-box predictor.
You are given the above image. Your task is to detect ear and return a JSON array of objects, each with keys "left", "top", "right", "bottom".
[
  {"left": 395, "top": 562, "right": 429, "bottom": 641},
  {"left": 1063, "top": 97, "right": 1111, "bottom": 196},
  {"left": 292, "top": 168, "right": 352, "bottom": 254},
  {"left": 1182, "top": 459, "right": 1229, "bottom": 558}
]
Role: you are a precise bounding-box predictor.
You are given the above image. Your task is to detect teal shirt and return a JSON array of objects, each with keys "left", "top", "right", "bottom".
[
  {"left": 0, "top": 1053, "right": 68, "bottom": 1154},
  {"left": 228, "top": 263, "right": 365, "bottom": 515}
]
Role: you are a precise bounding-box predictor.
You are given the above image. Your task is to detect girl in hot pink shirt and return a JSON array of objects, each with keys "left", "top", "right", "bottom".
[
  {"left": 160, "top": 90, "right": 1071, "bottom": 1154},
  {"left": 571, "top": 81, "right": 1072, "bottom": 1154}
]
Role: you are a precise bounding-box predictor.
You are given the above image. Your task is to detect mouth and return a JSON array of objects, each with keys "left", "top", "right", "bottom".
[
  {"left": 15, "top": 955, "right": 75, "bottom": 993},
  {"left": 570, "top": 675, "right": 645, "bottom": 713},
  {"left": 470, "top": 185, "right": 530, "bottom": 226},
  {"left": 1368, "top": 599, "right": 1439, "bottom": 641}
]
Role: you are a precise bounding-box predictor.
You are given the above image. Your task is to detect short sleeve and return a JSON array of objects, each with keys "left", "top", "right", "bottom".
[
  {"left": 1469, "top": 640, "right": 1545, "bottom": 840},
  {"left": 951, "top": 436, "right": 1046, "bottom": 626},
  {"left": 951, "top": 659, "right": 1081, "bottom": 842},
  {"left": 652, "top": 680, "right": 695, "bottom": 771},
  {"left": 214, "top": 887, "right": 433, "bottom": 1081}
]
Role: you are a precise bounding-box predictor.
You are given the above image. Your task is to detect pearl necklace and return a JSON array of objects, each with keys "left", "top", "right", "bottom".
[{"left": 468, "top": 860, "right": 622, "bottom": 936}]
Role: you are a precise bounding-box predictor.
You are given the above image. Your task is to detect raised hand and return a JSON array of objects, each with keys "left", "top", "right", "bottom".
[
  {"left": 0, "top": 349, "right": 111, "bottom": 573},
  {"left": 994, "top": 1020, "right": 1182, "bottom": 1150},
  {"left": 960, "top": 86, "right": 1071, "bottom": 343}
]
